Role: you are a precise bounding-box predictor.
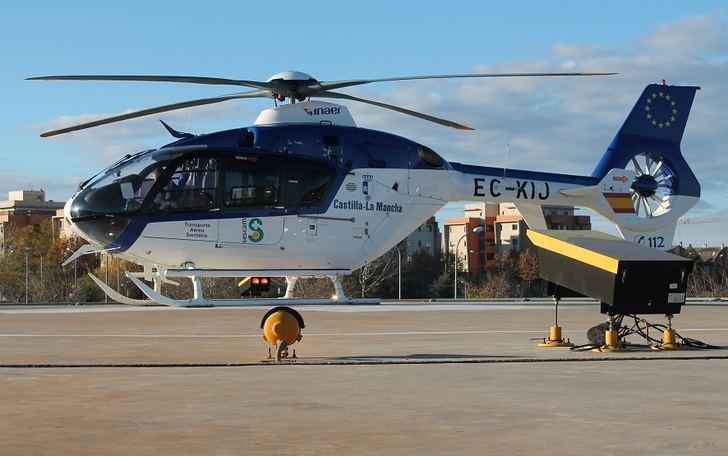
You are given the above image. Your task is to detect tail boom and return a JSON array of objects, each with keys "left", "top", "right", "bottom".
[{"left": 443, "top": 83, "right": 700, "bottom": 250}]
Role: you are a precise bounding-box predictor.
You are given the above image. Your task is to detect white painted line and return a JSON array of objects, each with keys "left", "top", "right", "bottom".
[
  {"left": 294, "top": 304, "right": 594, "bottom": 312},
  {"left": 0, "top": 306, "right": 172, "bottom": 314},
  {"left": 1, "top": 328, "right": 727, "bottom": 339},
  {"left": 679, "top": 328, "right": 728, "bottom": 332},
  {"left": 0, "top": 304, "right": 591, "bottom": 314}
]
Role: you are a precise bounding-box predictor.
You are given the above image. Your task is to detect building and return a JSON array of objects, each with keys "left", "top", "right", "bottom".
[
  {"left": 695, "top": 244, "right": 728, "bottom": 266},
  {"left": 404, "top": 216, "right": 440, "bottom": 259},
  {"left": 542, "top": 205, "right": 592, "bottom": 231},
  {"left": 495, "top": 204, "right": 591, "bottom": 253},
  {"left": 443, "top": 203, "right": 498, "bottom": 279},
  {"left": 494, "top": 203, "right": 526, "bottom": 253},
  {"left": 0, "top": 190, "right": 66, "bottom": 248},
  {"left": 52, "top": 208, "right": 77, "bottom": 239}
]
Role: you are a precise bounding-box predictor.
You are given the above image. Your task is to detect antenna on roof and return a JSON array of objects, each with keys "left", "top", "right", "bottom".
[{"left": 503, "top": 143, "right": 510, "bottom": 179}]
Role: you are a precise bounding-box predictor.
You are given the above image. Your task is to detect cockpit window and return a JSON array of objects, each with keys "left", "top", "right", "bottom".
[{"left": 147, "top": 156, "right": 219, "bottom": 213}]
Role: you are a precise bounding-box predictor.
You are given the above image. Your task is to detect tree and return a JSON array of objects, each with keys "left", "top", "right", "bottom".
[
  {"left": 517, "top": 248, "right": 541, "bottom": 296},
  {"left": 344, "top": 247, "right": 399, "bottom": 298},
  {"left": 399, "top": 250, "right": 444, "bottom": 298},
  {"left": 292, "top": 277, "right": 334, "bottom": 298},
  {"left": 431, "top": 250, "right": 465, "bottom": 298},
  {"left": 682, "top": 244, "right": 701, "bottom": 261},
  {"left": 469, "top": 270, "right": 513, "bottom": 298},
  {"left": 1, "top": 222, "right": 89, "bottom": 303},
  {"left": 469, "top": 250, "right": 521, "bottom": 298}
]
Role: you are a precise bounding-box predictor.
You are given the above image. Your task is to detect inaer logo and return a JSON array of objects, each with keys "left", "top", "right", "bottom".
[
  {"left": 303, "top": 106, "right": 341, "bottom": 116},
  {"left": 248, "top": 218, "right": 264, "bottom": 243}
]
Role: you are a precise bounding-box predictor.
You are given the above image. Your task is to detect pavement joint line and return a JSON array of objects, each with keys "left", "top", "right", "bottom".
[
  {"left": 0, "top": 330, "right": 549, "bottom": 337},
  {"left": 2, "top": 354, "right": 728, "bottom": 369}
]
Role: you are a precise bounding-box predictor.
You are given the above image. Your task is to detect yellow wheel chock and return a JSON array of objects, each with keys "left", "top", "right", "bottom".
[{"left": 260, "top": 306, "right": 305, "bottom": 362}]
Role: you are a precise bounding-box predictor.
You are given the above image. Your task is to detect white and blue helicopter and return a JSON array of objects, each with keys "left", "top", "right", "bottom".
[{"left": 31, "top": 71, "right": 700, "bottom": 311}]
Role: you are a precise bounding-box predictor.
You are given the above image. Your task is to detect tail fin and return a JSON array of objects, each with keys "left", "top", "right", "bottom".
[{"left": 588, "top": 83, "right": 700, "bottom": 248}]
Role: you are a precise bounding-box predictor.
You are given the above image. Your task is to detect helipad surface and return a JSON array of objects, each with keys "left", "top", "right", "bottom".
[{"left": 1, "top": 301, "right": 727, "bottom": 455}]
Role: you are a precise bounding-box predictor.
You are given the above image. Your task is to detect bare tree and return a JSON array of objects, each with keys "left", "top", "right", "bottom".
[
  {"left": 292, "top": 277, "right": 334, "bottom": 298},
  {"left": 345, "top": 248, "right": 399, "bottom": 298}
]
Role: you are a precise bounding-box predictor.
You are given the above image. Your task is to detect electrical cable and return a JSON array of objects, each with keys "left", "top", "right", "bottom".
[{"left": 571, "top": 314, "right": 721, "bottom": 351}]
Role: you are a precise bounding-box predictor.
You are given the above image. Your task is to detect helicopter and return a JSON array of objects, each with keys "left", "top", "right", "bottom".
[{"left": 30, "top": 71, "right": 699, "bottom": 310}]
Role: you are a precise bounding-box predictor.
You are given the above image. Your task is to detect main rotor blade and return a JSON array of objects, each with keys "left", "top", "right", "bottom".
[
  {"left": 28, "top": 75, "right": 281, "bottom": 92},
  {"left": 40, "top": 90, "right": 270, "bottom": 137},
  {"left": 313, "top": 72, "right": 617, "bottom": 92},
  {"left": 317, "top": 91, "right": 473, "bottom": 130}
]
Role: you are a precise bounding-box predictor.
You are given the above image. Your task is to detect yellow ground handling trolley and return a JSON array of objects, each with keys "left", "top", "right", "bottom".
[{"left": 527, "top": 230, "right": 694, "bottom": 349}]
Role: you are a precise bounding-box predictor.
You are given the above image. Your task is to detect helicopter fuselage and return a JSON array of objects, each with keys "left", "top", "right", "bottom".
[{"left": 65, "top": 121, "right": 598, "bottom": 274}]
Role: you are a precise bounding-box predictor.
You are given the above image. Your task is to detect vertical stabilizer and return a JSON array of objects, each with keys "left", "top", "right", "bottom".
[{"left": 587, "top": 83, "right": 700, "bottom": 249}]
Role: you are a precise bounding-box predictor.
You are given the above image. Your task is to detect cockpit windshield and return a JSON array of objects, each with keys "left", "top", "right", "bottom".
[
  {"left": 145, "top": 155, "right": 219, "bottom": 213},
  {"left": 71, "top": 151, "right": 173, "bottom": 219}
]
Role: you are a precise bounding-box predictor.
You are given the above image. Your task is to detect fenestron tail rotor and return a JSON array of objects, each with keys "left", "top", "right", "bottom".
[
  {"left": 628, "top": 152, "right": 676, "bottom": 218},
  {"left": 29, "top": 70, "right": 616, "bottom": 137}
]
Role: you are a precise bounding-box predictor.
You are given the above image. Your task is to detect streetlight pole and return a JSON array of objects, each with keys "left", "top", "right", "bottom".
[
  {"left": 454, "top": 226, "right": 484, "bottom": 299},
  {"left": 454, "top": 234, "right": 465, "bottom": 299},
  {"left": 66, "top": 246, "right": 78, "bottom": 301},
  {"left": 105, "top": 253, "right": 109, "bottom": 303},
  {"left": 396, "top": 246, "right": 401, "bottom": 300},
  {"left": 24, "top": 248, "right": 30, "bottom": 304}
]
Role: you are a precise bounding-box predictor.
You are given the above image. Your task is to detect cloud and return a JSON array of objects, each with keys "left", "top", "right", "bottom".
[{"left": 640, "top": 14, "right": 728, "bottom": 60}]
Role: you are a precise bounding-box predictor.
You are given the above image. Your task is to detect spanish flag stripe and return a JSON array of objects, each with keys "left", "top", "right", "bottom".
[{"left": 603, "top": 192, "right": 635, "bottom": 213}]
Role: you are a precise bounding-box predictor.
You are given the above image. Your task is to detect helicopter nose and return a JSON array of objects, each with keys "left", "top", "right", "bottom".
[
  {"left": 63, "top": 196, "right": 86, "bottom": 239},
  {"left": 66, "top": 191, "right": 130, "bottom": 247}
]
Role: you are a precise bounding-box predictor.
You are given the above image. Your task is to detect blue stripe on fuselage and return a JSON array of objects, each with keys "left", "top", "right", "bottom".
[{"left": 449, "top": 162, "right": 598, "bottom": 186}]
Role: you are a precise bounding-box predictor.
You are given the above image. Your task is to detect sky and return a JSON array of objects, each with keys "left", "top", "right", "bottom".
[{"left": 1, "top": 0, "right": 726, "bottom": 246}]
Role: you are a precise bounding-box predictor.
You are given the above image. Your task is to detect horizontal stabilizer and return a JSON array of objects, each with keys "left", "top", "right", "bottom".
[{"left": 560, "top": 169, "right": 635, "bottom": 198}]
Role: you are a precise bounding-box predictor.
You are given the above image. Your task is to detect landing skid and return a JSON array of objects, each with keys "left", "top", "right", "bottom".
[
  {"left": 88, "top": 273, "right": 160, "bottom": 306},
  {"left": 89, "top": 272, "right": 379, "bottom": 307}
]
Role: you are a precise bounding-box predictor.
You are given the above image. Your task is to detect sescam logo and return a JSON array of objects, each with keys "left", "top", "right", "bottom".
[
  {"left": 303, "top": 106, "right": 341, "bottom": 116},
  {"left": 248, "top": 218, "right": 264, "bottom": 243},
  {"left": 242, "top": 218, "right": 264, "bottom": 243}
]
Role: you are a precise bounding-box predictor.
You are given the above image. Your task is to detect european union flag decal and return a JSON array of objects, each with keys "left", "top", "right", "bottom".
[{"left": 644, "top": 90, "right": 678, "bottom": 129}]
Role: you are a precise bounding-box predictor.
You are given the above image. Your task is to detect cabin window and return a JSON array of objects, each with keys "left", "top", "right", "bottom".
[
  {"left": 417, "top": 145, "right": 445, "bottom": 167},
  {"left": 222, "top": 156, "right": 334, "bottom": 210},
  {"left": 224, "top": 158, "right": 280, "bottom": 208},
  {"left": 281, "top": 160, "right": 333, "bottom": 208}
]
